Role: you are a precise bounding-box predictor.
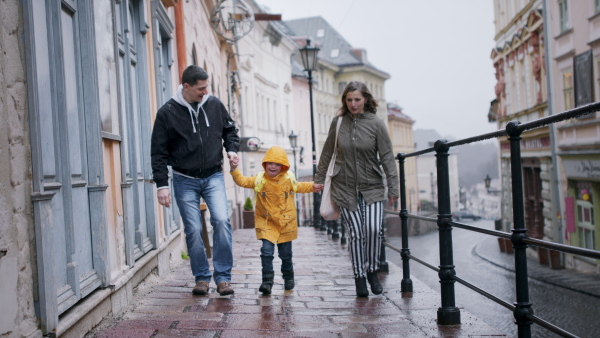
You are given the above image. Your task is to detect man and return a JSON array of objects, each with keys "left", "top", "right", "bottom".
[{"left": 151, "top": 65, "right": 240, "bottom": 296}]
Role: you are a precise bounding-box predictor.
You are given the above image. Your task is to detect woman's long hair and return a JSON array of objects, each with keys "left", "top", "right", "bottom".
[{"left": 336, "top": 81, "right": 378, "bottom": 117}]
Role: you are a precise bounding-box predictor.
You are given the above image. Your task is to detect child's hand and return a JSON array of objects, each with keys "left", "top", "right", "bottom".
[
  {"left": 229, "top": 157, "right": 239, "bottom": 171},
  {"left": 313, "top": 184, "right": 323, "bottom": 192}
]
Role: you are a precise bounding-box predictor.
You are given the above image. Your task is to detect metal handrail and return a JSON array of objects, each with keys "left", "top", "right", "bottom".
[
  {"left": 388, "top": 101, "right": 600, "bottom": 338},
  {"left": 385, "top": 242, "right": 578, "bottom": 338}
]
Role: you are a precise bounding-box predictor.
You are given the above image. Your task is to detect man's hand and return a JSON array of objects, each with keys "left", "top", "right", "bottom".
[
  {"left": 157, "top": 188, "right": 172, "bottom": 208},
  {"left": 227, "top": 151, "right": 238, "bottom": 161}
]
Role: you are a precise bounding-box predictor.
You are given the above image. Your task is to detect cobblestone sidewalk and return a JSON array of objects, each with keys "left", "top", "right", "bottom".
[{"left": 88, "top": 228, "right": 506, "bottom": 337}]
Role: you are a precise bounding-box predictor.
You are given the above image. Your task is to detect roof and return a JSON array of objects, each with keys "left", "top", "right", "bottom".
[
  {"left": 282, "top": 17, "right": 389, "bottom": 77},
  {"left": 387, "top": 103, "right": 415, "bottom": 123}
]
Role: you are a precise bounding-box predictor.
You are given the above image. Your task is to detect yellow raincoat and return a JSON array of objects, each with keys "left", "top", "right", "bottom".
[{"left": 231, "top": 146, "right": 314, "bottom": 244}]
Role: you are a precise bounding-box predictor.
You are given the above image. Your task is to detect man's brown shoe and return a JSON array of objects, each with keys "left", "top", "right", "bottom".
[
  {"left": 217, "top": 281, "right": 234, "bottom": 296},
  {"left": 192, "top": 281, "right": 209, "bottom": 295}
]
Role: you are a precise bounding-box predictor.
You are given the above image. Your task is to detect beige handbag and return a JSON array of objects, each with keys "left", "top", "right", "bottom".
[{"left": 320, "top": 117, "right": 343, "bottom": 221}]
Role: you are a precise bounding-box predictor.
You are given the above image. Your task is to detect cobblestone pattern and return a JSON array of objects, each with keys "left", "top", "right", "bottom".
[{"left": 89, "top": 228, "right": 507, "bottom": 337}]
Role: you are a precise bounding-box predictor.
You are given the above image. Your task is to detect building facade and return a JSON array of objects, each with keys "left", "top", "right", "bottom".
[
  {"left": 0, "top": 0, "right": 242, "bottom": 336},
  {"left": 546, "top": 0, "right": 600, "bottom": 274},
  {"left": 491, "top": 1, "right": 557, "bottom": 262}
]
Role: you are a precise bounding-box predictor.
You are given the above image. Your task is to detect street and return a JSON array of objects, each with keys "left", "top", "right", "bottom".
[{"left": 386, "top": 219, "right": 600, "bottom": 338}]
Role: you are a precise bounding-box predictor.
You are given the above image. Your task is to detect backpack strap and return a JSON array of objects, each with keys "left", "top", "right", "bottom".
[
  {"left": 254, "top": 171, "right": 298, "bottom": 194},
  {"left": 254, "top": 172, "right": 266, "bottom": 194},
  {"left": 286, "top": 171, "right": 298, "bottom": 193}
]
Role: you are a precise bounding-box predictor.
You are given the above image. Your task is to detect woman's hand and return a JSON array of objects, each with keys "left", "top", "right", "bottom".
[
  {"left": 313, "top": 184, "right": 324, "bottom": 192},
  {"left": 388, "top": 196, "right": 398, "bottom": 207}
]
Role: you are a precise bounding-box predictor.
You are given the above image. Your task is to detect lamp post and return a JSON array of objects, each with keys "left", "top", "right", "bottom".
[
  {"left": 288, "top": 130, "right": 300, "bottom": 227},
  {"left": 299, "top": 38, "right": 321, "bottom": 229}
]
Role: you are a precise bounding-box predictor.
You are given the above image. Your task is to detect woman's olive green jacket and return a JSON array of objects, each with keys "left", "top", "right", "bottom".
[{"left": 315, "top": 112, "right": 399, "bottom": 211}]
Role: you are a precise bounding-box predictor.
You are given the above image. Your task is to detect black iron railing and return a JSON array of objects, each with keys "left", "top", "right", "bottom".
[{"left": 385, "top": 101, "right": 600, "bottom": 338}]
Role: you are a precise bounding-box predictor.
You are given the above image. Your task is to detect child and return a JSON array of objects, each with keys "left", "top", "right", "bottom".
[{"left": 229, "top": 146, "right": 323, "bottom": 294}]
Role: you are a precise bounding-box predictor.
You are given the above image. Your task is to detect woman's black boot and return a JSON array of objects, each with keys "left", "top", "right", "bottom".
[
  {"left": 367, "top": 271, "right": 383, "bottom": 295},
  {"left": 355, "top": 277, "right": 369, "bottom": 297},
  {"left": 259, "top": 271, "right": 274, "bottom": 295},
  {"left": 282, "top": 269, "right": 295, "bottom": 290}
]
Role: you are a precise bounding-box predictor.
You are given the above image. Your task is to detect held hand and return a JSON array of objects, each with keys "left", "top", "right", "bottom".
[
  {"left": 313, "top": 184, "right": 324, "bottom": 192},
  {"left": 157, "top": 188, "right": 172, "bottom": 208},
  {"left": 227, "top": 151, "right": 238, "bottom": 161},
  {"left": 388, "top": 196, "right": 398, "bottom": 207},
  {"left": 229, "top": 158, "right": 239, "bottom": 171}
]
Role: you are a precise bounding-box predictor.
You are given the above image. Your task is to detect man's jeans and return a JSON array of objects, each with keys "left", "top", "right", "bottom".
[
  {"left": 260, "top": 239, "right": 293, "bottom": 272},
  {"left": 173, "top": 172, "right": 233, "bottom": 284}
]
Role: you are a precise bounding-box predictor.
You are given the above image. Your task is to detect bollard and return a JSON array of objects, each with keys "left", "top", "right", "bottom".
[
  {"left": 434, "top": 140, "right": 460, "bottom": 325},
  {"left": 331, "top": 219, "right": 340, "bottom": 239}
]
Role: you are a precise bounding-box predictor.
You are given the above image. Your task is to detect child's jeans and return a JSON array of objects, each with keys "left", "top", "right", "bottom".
[{"left": 260, "top": 239, "right": 293, "bottom": 272}]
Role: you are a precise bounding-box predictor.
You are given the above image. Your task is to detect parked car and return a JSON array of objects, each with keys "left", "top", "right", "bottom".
[{"left": 452, "top": 210, "right": 481, "bottom": 221}]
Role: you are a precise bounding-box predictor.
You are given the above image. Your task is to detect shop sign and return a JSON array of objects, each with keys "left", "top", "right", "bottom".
[
  {"left": 563, "top": 159, "right": 600, "bottom": 179},
  {"left": 501, "top": 136, "right": 550, "bottom": 150}
]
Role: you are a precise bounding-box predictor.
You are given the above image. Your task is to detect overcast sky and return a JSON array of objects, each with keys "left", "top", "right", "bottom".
[{"left": 255, "top": 0, "right": 499, "bottom": 140}]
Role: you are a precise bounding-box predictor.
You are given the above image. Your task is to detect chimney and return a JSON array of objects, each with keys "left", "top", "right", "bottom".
[{"left": 351, "top": 48, "right": 367, "bottom": 62}]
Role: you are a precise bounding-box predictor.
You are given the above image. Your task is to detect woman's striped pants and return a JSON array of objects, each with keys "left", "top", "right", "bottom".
[{"left": 340, "top": 193, "right": 384, "bottom": 278}]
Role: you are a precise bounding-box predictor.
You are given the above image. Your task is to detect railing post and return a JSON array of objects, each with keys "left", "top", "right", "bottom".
[
  {"left": 340, "top": 217, "right": 347, "bottom": 245},
  {"left": 398, "top": 153, "right": 413, "bottom": 293},
  {"left": 507, "top": 121, "right": 533, "bottom": 338},
  {"left": 434, "top": 140, "right": 461, "bottom": 325}
]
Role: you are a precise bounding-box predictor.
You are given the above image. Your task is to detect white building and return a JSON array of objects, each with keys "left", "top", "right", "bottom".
[{"left": 414, "top": 129, "right": 460, "bottom": 212}]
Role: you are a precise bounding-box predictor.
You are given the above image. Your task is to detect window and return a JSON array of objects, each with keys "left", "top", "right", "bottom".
[
  {"left": 575, "top": 182, "right": 596, "bottom": 250},
  {"left": 596, "top": 0, "right": 600, "bottom": 13},
  {"left": 330, "top": 49, "right": 339, "bottom": 58},
  {"left": 563, "top": 70, "right": 574, "bottom": 110},
  {"left": 558, "top": 0, "right": 569, "bottom": 33},
  {"left": 317, "top": 29, "right": 325, "bottom": 37},
  {"left": 338, "top": 81, "right": 347, "bottom": 94}
]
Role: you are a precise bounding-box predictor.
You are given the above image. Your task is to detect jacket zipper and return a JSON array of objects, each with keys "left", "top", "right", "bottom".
[
  {"left": 194, "top": 114, "right": 205, "bottom": 176},
  {"left": 352, "top": 117, "right": 360, "bottom": 193}
]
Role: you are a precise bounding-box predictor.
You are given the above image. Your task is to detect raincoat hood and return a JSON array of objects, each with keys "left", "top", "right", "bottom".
[{"left": 262, "top": 146, "right": 290, "bottom": 172}]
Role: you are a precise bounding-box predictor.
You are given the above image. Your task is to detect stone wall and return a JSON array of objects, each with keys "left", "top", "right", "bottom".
[{"left": 0, "top": 0, "right": 40, "bottom": 336}]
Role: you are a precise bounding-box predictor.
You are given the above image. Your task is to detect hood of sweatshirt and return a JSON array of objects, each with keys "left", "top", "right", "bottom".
[{"left": 172, "top": 84, "right": 211, "bottom": 133}]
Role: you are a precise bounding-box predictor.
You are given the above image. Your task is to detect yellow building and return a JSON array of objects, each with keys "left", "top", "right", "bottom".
[{"left": 387, "top": 103, "right": 418, "bottom": 212}]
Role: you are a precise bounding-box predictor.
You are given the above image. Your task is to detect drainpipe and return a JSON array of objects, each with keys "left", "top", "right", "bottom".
[
  {"left": 543, "top": 0, "right": 564, "bottom": 247},
  {"left": 175, "top": 0, "right": 187, "bottom": 81}
]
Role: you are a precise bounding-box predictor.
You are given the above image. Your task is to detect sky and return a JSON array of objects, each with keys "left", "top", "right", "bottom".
[{"left": 255, "top": 0, "right": 499, "bottom": 140}]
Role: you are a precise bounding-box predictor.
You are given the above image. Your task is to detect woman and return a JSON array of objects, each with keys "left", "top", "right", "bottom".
[{"left": 315, "top": 81, "right": 399, "bottom": 297}]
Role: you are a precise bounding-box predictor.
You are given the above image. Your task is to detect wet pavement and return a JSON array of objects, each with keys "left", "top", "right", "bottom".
[
  {"left": 88, "top": 227, "right": 507, "bottom": 337},
  {"left": 386, "top": 219, "right": 600, "bottom": 338},
  {"left": 474, "top": 235, "right": 600, "bottom": 298}
]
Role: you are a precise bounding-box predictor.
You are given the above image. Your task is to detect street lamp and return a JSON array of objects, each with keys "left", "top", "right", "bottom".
[
  {"left": 484, "top": 174, "right": 501, "bottom": 194},
  {"left": 288, "top": 130, "right": 300, "bottom": 227},
  {"left": 299, "top": 38, "right": 321, "bottom": 229}
]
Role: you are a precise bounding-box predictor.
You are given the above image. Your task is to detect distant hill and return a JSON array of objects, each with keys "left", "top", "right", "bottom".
[{"left": 456, "top": 141, "right": 499, "bottom": 189}]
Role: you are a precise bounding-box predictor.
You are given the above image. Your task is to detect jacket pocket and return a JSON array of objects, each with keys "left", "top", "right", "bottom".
[{"left": 279, "top": 214, "right": 296, "bottom": 233}]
